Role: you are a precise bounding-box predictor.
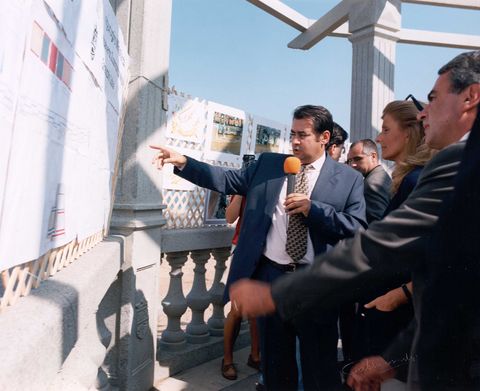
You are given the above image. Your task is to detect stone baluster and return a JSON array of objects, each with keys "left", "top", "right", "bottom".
[
  {"left": 159, "top": 251, "right": 189, "bottom": 350},
  {"left": 185, "top": 249, "right": 211, "bottom": 344},
  {"left": 207, "top": 247, "right": 230, "bottom": 336}
]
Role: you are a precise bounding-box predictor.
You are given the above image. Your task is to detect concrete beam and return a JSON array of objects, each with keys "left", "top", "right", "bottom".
[
  {"left": 246, "top": 0, "right": 313, "bottom": 31},
  {"left": 330, "top": 22, "right": 351, "bottom": 38},
  {"left": 398, "top": 28, "right": 480, "bottom": 49},
  {"left": 288, "top": 0, "right": 352, "bottom": 50},
  {"left": 402, "top": 0, "right": 480, "bottom": 10}
]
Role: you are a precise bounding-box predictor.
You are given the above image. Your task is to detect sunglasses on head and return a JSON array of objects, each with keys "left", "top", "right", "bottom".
[{"left": 405, "top": 94, "right": 424, "bottom": 111}]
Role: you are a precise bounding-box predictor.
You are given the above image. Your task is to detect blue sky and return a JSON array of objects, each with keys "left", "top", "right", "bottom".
[{"left": 169, "top": 0, "right": 480, "bottom": 132}]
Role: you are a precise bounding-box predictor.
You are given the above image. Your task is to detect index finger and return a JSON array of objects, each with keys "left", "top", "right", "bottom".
[
  {"left": 149, "top": 145, "right": 164, "bottom": 150},
  {"left": 364, "top": 300, "right": 376, "bottom": 309}
]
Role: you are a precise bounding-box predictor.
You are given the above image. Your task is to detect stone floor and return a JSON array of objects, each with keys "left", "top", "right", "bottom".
[{"left": 154, "top": 346, "right": 258, "bottom": 391}]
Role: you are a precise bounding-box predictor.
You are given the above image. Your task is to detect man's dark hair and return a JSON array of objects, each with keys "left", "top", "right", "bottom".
[
  {"left": 293, "top": 105, "right": 334, "bottom": 136},
  {"left": 351, "top": 138, "right": 379, "bottom": 156},
  {"left": 326, "top": 122, "right": 348, "bottom": 149},
  {"left": 438, "top": 50, "right": 480, "bottom": 93}
]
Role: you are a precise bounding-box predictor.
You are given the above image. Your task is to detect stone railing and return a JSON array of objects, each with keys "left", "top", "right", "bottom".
[
  {"left": 159, "top": 247, "right": 231, "bottom": 350},
  {"left": 156, "top": 227, "right": 250, "bottom": 378}
]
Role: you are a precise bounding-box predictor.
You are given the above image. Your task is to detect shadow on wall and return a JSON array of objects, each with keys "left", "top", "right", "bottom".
[
  {"left": 31, "top": 279, "right": 79, "bottom": 363},
  {"left": 96, "top": 267, "right": 155, "bottom": 390}
]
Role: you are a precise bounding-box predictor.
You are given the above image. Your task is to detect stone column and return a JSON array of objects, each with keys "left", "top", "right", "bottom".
[
  {"left": 348, "top": 0, "right": 401, "bottom": 142},
  {"left": 207, "top": 247, "right": 230, "bottom": 336},
  {"left": 185, "top": 249, "right": 211, "bottom": 344},
  {"left": 109, "top": 0, "right": 172, "bottom": 390}
]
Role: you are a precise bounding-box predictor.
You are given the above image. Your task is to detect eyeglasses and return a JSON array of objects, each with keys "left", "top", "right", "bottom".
[
  {"left": 290, "top": 131, "right": 313, "bottom": 141},
  {"left": 405, "top": 94, "right": 424, "bottom": 111}
]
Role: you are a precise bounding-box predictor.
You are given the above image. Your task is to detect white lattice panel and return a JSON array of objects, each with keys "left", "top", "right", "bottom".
[
  {"left": 163, "top": 187, "right": 206, "bottom": 229},
  {"left": 0, "top": 231, "right": 104, "bottom": 312}
]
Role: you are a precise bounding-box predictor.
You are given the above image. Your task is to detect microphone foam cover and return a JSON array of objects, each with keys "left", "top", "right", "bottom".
[{"left": 284, "top": 156, "right": 301, "bottom": 174}]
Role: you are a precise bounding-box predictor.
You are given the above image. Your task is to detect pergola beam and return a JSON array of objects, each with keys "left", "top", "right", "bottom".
[
  {"left": 398, "top": 29, "right": 480, "bottom": 49},
  {"left": 287, "top": 0, "right": 351, "bottom": 50},
  {"left": 246, "top": 0, "right": 313, "bottom": 31},
  {"left": 402, "top": 0, "right": 480, "bottom": 10},
  {"left": 330, "top": 23, "right": 350, "bottom": 38}
]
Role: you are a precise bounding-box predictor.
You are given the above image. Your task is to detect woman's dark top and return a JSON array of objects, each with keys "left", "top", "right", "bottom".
[
  {"left": 383, "top": 166, "right": 423, "bottom": 217},
  {"left": 351, "top": 166, "right": 424, "bottom": 369}
]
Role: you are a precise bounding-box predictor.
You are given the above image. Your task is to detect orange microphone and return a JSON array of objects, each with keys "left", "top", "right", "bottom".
[{"left": 284, "top": 156, "right": 301, "bottom": 195}]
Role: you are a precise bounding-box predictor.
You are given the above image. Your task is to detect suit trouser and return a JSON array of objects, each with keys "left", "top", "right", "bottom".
[{"left": 254, "top": 258, "right": 342, "bottom": 391}]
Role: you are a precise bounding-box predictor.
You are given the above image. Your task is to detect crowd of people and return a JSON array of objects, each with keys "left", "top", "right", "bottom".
[{"left": 152, "top": 50, "right": 480, "bottom": 390}]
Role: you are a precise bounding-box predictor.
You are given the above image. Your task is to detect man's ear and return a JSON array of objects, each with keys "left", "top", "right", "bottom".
[
  {"left": 465, "top": 83, "right": 480, "bottom": 110},
  {"left": 320, "top": 130, "right": 331, "bottom": 145}
]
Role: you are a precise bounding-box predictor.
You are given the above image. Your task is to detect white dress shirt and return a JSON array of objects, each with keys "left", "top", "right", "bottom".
[
  {"left": 460, "top": 131, "right": 470, "bottom": 142},
  {"left": 263, "top": 154, "right": 325, "bottom": 265}
]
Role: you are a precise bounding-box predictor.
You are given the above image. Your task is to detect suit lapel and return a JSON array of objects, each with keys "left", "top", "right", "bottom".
[
  {"left": 311, "top": 155, "right": 339, "bottom": 201},
  {"left": 260, "top": 154, "right": 289, "bottom": 216}
]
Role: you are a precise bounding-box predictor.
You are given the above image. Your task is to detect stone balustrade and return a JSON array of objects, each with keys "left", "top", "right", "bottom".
[
  {"left": 156, "top": 227, "right": 254, "bottom": 378},
  {"left": 158, "top": 247, "right": 231, "bottom": 351}
]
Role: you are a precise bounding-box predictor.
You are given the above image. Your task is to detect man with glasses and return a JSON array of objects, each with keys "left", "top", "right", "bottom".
[
  {"left": 347, "top": 139, "right": 391, "bottom": 223},
  {"left": 231, "top": 50, "right": 480, "bottom": 390},
  {"left": 327, "top": 122, "right": 348, "bottom": 162},
  {"left": 151, "top": 105, "right": 366, "bottom": 390}
]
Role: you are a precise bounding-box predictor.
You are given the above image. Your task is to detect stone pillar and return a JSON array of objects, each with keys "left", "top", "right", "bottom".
[
  {"left": 348, "top": 0, "right": 401, "bottom": 142},
  {"left": 109, "top": 0, "right": 172, "bottom": 390},
  {"left": 207, "top": 247, "right": 230, "bottom": 336},
  {"left": 159, "top": 251, "right": 188, "bottom": 350}
]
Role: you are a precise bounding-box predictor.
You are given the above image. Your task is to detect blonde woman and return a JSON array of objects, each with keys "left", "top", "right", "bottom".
[
  {"left": 378, "top": 100, "right": 436, "bottom": 215},
  {"left": 351, "top": 100, "right": 436, "bottom": 367}
]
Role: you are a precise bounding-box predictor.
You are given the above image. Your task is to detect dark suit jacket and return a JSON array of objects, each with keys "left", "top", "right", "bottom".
[
  {"left": 415, "top": 111, "right": 480, "bottom": 390},
  {"left": 270, "top": 140, "right": 466, "bottom": 386},
  {"left": 364, "top": 165, "right": 391, "bottom": 223},
  {"left": 175, "top": 152, "right": 367, "bottom": 301}
]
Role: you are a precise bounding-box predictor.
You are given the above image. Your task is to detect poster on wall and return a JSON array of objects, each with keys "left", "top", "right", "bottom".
[
  {"left": 252, "top": 116, "right": 288, "bottom": 155},
  {"left": 0, "top": 0, "right": 31, "bottom": 232},
  {"left": 43, "top": 0, "right": 128, "bottom": 114},
  {"left": 205, "top": 101, "right": 246, "bottom": 164},
  {"left": 0, "top": 0, "right": 128, "bottom": 271},
  {"left": 166, "top": 94, "right": 207, "bottom": 143}
]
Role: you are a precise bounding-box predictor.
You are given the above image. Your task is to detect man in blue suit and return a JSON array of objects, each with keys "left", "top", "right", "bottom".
[{"left": 152, "top": 105, "right": 367, "bottom": 390}]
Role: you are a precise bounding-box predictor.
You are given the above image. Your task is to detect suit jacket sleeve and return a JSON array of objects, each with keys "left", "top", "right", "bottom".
[
  {"left": 306, "top": 171, "right": 367, "bottom": 242},
  {"left": 174, "top": 155, "right": 253, "bottom": 195},
  {"left": 271, "top": 141, "right": 464, "bottom": 322},
  {"left": 364, "top": 167, "right": 391, "bottom": 223}
]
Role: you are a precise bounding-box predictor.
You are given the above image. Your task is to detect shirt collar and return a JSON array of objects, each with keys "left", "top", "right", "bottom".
[
  {"left": 306, "top": 152, "right": 326, "bottom": 171},
  {"left": 459, "top": 131, "right": 471, "bottom": 142}
]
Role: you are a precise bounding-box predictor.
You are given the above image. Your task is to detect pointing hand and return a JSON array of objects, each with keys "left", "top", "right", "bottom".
[{"left": 150, "top": 145, "right": 187, "bottom": 170}]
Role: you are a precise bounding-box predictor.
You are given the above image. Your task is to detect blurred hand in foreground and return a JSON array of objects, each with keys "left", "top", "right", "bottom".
[
  {"left": 229, "top": 279, "right": 276, "bottom": 318},
  {"left": 347, "top": 356, "right": 395, "bottom": 391}
]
